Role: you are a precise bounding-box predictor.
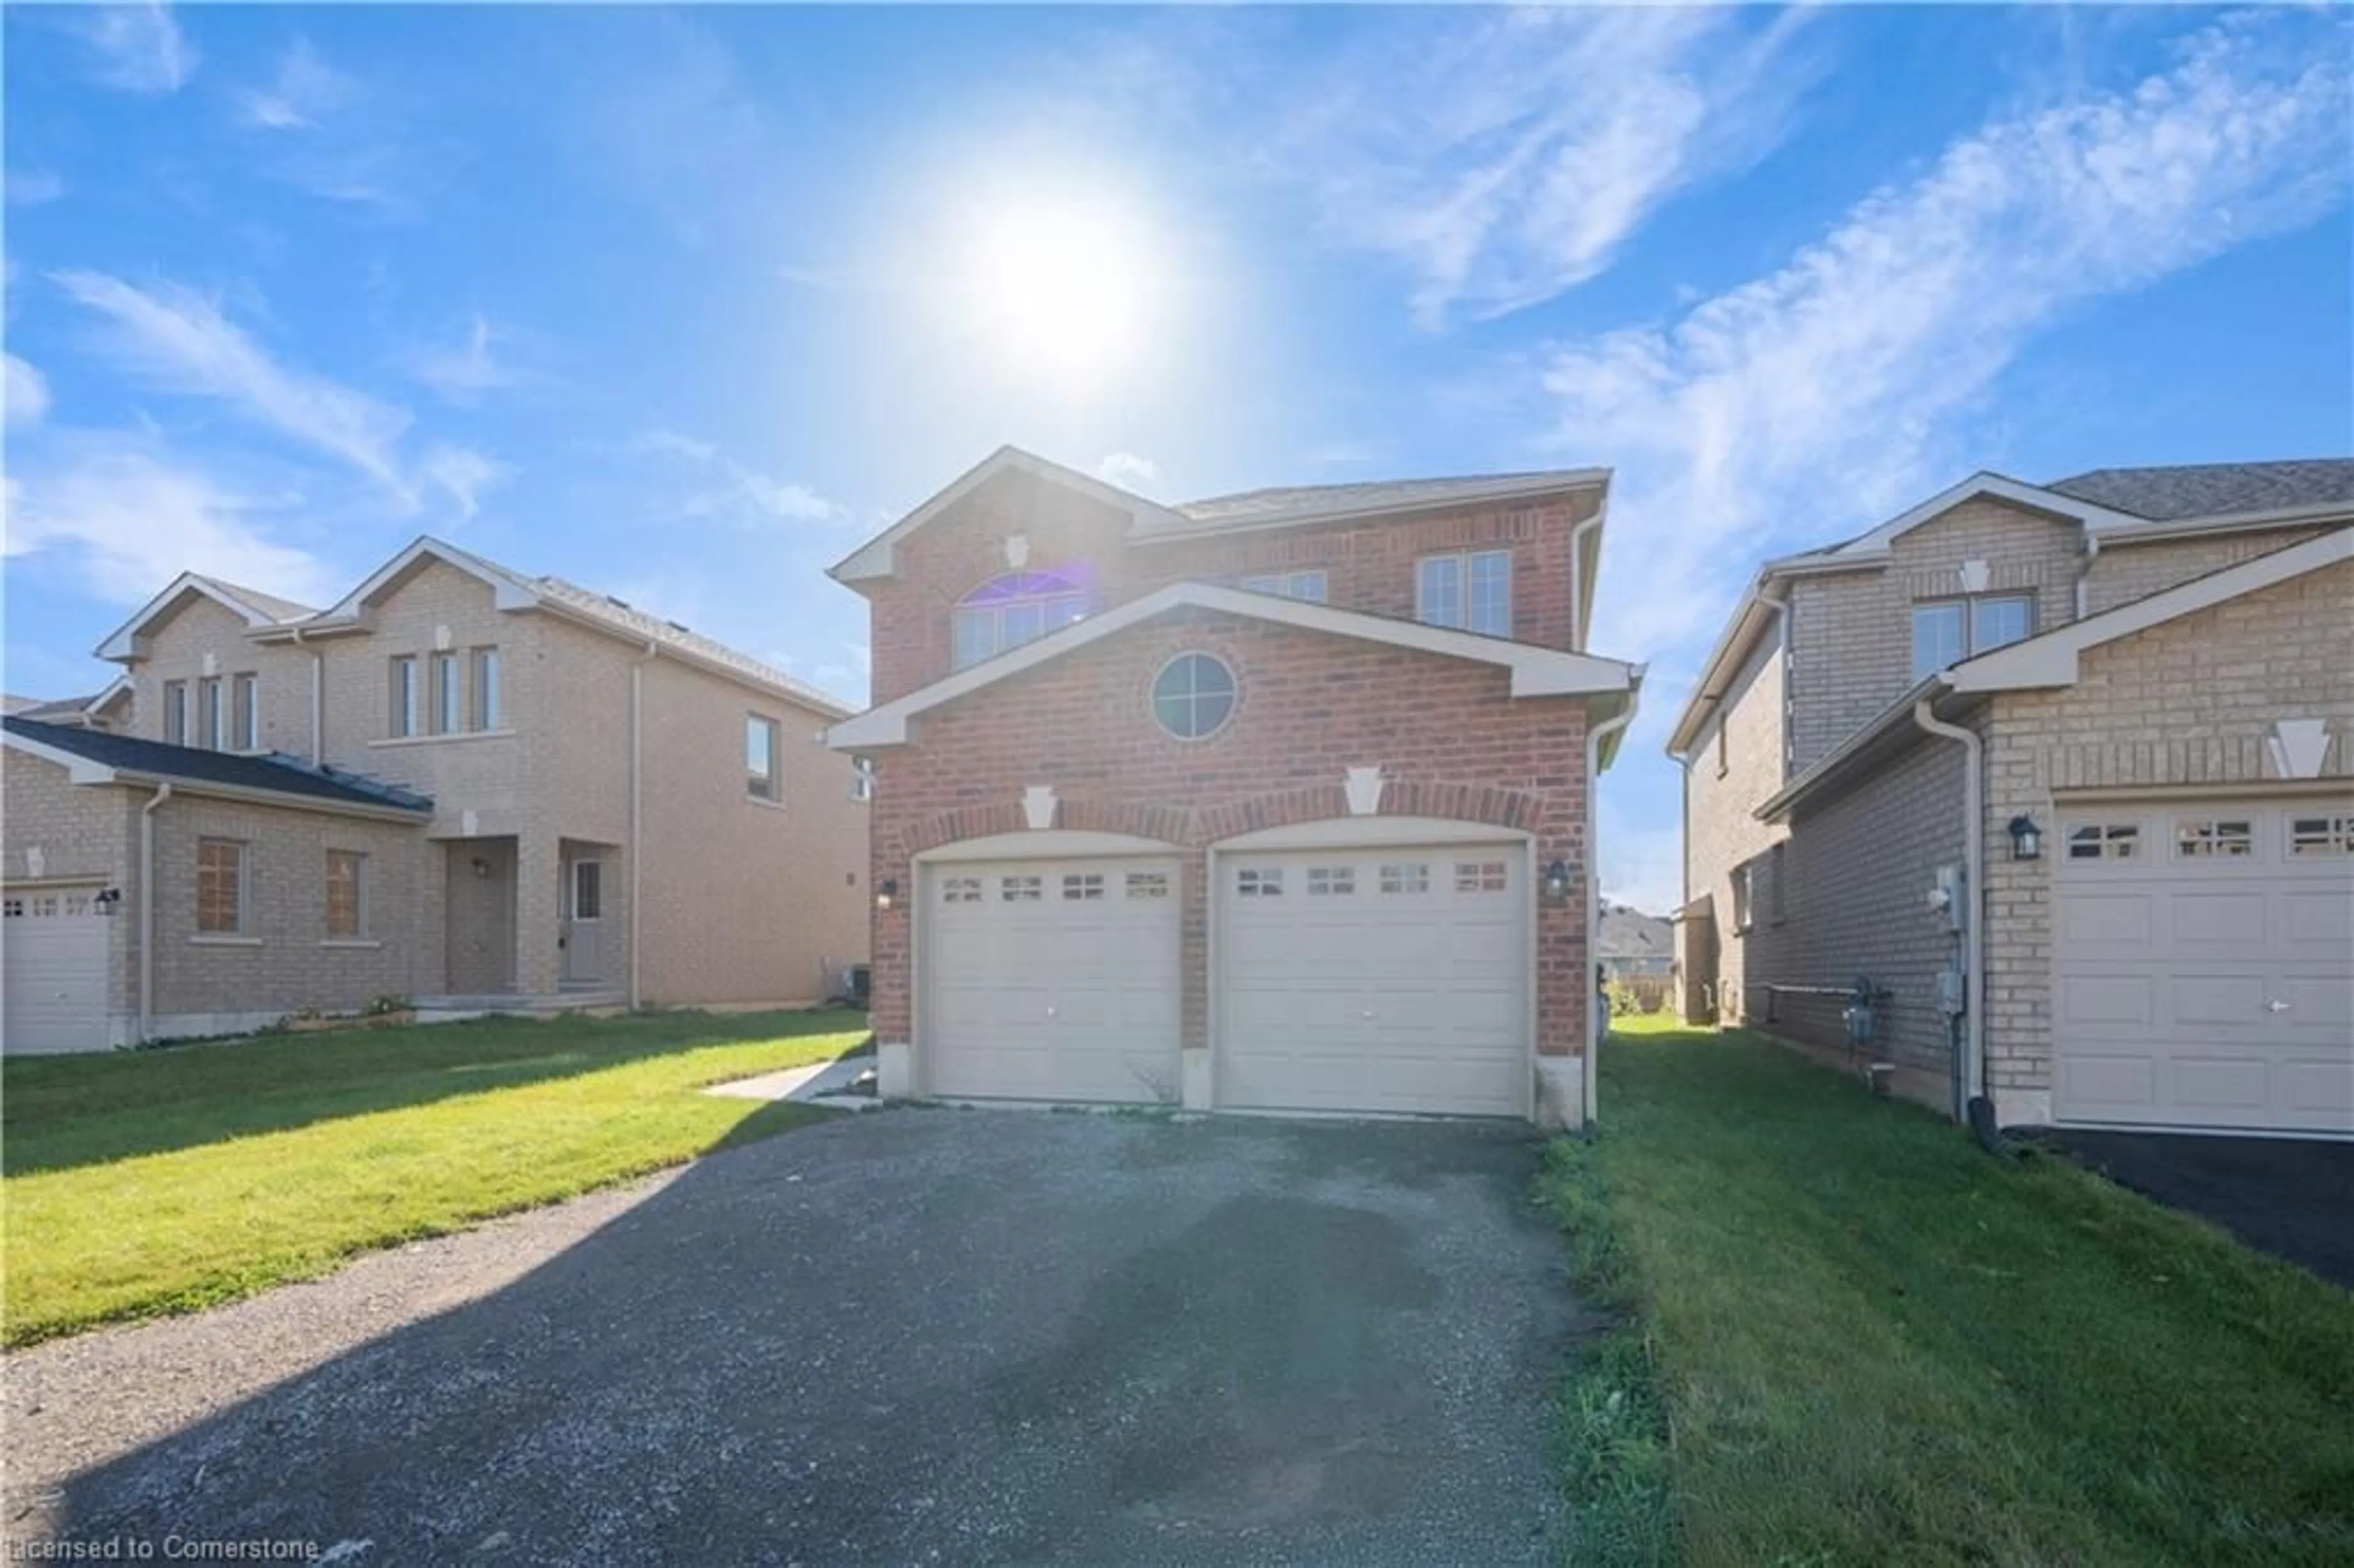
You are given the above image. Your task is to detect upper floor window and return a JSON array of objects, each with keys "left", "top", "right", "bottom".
[
  {"left": 1417, "top": 550, "right": 1512, "bottom": 636},
  {"left": 199, "top": 676, "right": 225, "bottom": 751},
  {"left": 953, "top": 568, "right": 1092, "bottom": 670},
  {"left": 747, "top": 715, "right": 781, "bottom": 801},
  {"left": 1912, "top": 593, "right": 2033, "bottom": 681},
  {"left": 163, "top": 680, "right": 189, "bottom": 745},
  {"left": 1240, "top": 569, "right": 1328, "bottom": 603},
  {"left": 431, "top": 652, "right": 462, "bottom": 735},
  {"left": 471, "top": 647, "right": 502, "bottom": 730},
  {"left": 232, "top": 674, "right": 259, "bottom": 752},
  {"left": 389, "top": 657, "right": 420, "bottom": 738}
]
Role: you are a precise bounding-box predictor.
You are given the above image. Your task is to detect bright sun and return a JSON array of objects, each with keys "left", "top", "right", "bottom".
[{"left": 963, "top": 199, "right": 1162, "bottom": 386}]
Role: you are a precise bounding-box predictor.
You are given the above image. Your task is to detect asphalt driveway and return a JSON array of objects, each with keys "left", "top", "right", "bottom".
[
  {"left": 6, "top": 1109, "right": 1577, "bottom": 1565},
  {"left": 2033, "top": 1128, "right": 2354, "bottom": 1289}
]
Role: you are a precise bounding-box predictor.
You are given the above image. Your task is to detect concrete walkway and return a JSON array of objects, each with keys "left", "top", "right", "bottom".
[{"left": 702, "top": 1052, "right": 878, "bottom": 1109}]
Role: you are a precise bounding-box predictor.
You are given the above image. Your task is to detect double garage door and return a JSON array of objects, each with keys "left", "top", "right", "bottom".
[
  {"left": 2053, "top": 797, "right": 2353, "bottom": 1135},
  {"left": 920, "top": 840, "right": 1529, "bottom": 1117},
  {"left": 3, "top": 888, "right": 112, "bottom": 1055}
]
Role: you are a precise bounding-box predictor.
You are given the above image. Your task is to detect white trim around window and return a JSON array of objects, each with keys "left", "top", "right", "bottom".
[
  {"left": 1415, "top": 549, "right": 1513, "bottom": 635},
  {"left": 1912, "top": 592, "right": 2034, "bottom": 682}
]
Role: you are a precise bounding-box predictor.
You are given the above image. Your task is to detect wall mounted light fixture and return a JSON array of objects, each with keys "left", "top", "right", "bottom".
[
  {"left": 471, "top": 857, "right": 491, "bottom": 879},
  {"left": 2007, "top": 814, "right": 2043, "bottom": 861},
  {"left": 1542, "top": 858, "right": 1571, "bottom": 902},
  {"left": 875, "top": 877, "right": 899, "bottom": 913}
]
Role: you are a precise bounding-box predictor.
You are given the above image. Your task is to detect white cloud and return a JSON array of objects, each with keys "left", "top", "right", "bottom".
[
  {"left": 52, "top": 268, "right": 414, "bottom": 497},
  {"left": 238, "top": 37, "right": 357, "bottom": 131},
  {"left": 633, "top": 427, "right": 840, "bottom": 525},
  {"left": 3, "top": 436, "right": 337, "bottom": 607},
  {"left": 419, "top": 444, "right": 512, "bottom": 522},
  {"left": 6, "top": 169, "right": 66, "bottom": 206},
  {"left": 5, "top": 356, "right": 51, "bottom": 428},
  {"left": 1562, "top": 9, "right": 2353, "bottom": 669},
  {"left": 403, "top": 314, "right": 519, "bottom": 405},
  {"left": 1285, "top": 9, "right": 1817, "bottom": 328},
  {"left": 73, "top": 3, "right": 196, "bottom": 95},
  {"left": 1095, "top": 452, "right": 1161, "bottom": 494}
]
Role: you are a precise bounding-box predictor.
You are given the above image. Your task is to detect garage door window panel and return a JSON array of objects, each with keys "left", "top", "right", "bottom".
[
  {"left": 1381, "top": 862, "right": 1430, "bottom": 896},
  {"left": 1124, "top": 871, "right": 1169, "bottom": 900},
  {"left": 1062, "top": 873, "right": 1105, "bottom": 900},
  {"left": 1455, "top": 860, "right": 1509, "bottom": 893},
  {"left": 1307, "top": 866, "right": 1355, "bottom": 896},
  {"left": 1237, "top": 867, "right": 1283, "bottom": 897},
  {"left": 2290, "top": 815, "right": 2353, "bottom": 856},
  {"left": 1000, "top": 875, "right": 1043, "bottom": 902},
  {"left": 2067, "top": 821, "right": 2141, "bottom": 861},
  {"left": 941, "top": 877, "right": 982, "bottom": 904},
  {"left": 2176, "top": 819, "right": 2255, "bottom": 859}
]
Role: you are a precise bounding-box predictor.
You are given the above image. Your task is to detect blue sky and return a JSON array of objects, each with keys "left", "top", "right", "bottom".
[{"left": 5, "top": 4, "right": 2348, "bottom": 911}]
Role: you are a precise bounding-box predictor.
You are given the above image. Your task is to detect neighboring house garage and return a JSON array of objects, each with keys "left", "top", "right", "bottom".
[
  {"left": 3, "top": 886, "right": 111, "bottom": 1054},
  {"left": 2052, "top": 796, "right": 2352, "bottom": 1133}
]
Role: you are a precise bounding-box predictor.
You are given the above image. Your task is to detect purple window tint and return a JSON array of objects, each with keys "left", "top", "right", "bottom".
[{"left": 961, "top": 566, "right": 1094, "bottom": 604}]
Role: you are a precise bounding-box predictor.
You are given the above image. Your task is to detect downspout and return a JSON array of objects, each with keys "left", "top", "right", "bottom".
[
  {"left": 1583, "top": 677, "right": 1643, "bottom": 1127},
  {"left": 628, "top": 640, "right": 658, "bottom": 1010},
  {"left": 1567, "top": 504, "right": 1605, "bottom": 652},
  {"left": 1910, "top": 696, "right": 1992, "bottom": 1134},
  {"left": 2072, "top": 535, "right": 2101, "bottom": 620},
  {"left": 139, "top": 782, "right": 173, "bottom": 1043},
  {"left": 291, "top": 624, "right": 324, "bottom": 764}
]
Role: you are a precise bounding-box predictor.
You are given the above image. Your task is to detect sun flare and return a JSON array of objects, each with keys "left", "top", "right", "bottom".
[{"left": 962, "top": 197, "right": 1163, "bottom": 385}]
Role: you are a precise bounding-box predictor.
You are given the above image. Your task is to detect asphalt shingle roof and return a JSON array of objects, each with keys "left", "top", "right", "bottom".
[
  {"left": 197, "top": 576, "right": 321, "bottom": 624},
  {"left": 528, "top": 576, "right": 852, "bottom": 718},
  {"left": 1598, "top": 903, "right": 1673, "bottom": 962},
  {"left": 1171, "top": 470, "right": 1605, "bottom": 528},
  {"left": 4, "top": 717, "right": 433, "bottom": 812},
  {"left": 2046, "top": 459, "right": 2354, "bottom": 522}
]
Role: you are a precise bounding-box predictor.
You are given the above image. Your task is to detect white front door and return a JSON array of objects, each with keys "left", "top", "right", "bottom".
[
  {"left": 562, "top": 858, "right": 604, "bottom": 985},
  {"left": 921, "top": 859, "right": 1183, "bottom": 1103},
  {"left": 3, "top": 888, "right": 111, "bottom": 1054},
  {"left": 2053, "top": 797, "right": 2354, "bottom": 1134},
  {"left": 1218, "top": 843, "right": 1530, "bottom": 1117}
]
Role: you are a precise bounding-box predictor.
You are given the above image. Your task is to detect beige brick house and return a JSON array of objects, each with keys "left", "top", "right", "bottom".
[
  {"left": 1669, "top": 459, "right": 2353, "bottom": 1137},
  {"left": 2, "top": 538, "right": 867, "bottom": 1052},
  {"left": 824, "top": 446, "right": 1642, "bottom": 1127}
]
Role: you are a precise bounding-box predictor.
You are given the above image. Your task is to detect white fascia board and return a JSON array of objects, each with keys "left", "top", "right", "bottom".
[
  {"left": 93, "top": 573, "right": 288, "bottom": 662},
  {"left": 1664, "top": 577, "right": 1781, "bottom": 758},
  {"left": 828, "top": 582, "right": 1636, "bottom": 748},
  {"left": 319, "top": 536, "right": 542, "bottom": 622},
  {"left": 830, "top": 446, "right": 1190, "bottom": 584},
  {"left": 1946, "top": 525, "right": 2353, "bottom": 693}
]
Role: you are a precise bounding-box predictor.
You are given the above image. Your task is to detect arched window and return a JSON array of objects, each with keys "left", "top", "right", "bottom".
[{"left": 953, "top": 568, "right": 1092, "bottom": 669}]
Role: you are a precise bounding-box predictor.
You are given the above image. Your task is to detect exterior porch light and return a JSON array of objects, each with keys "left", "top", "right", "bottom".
[
  {"left": 2007, "top": 814, "right": 2043, "bottom": 861},
  {"left": 1541, "top": 858, "right": 1571, "bottom": 903},
  {"left": 875, "top": 878, "right": 899, "bottom": 913}
]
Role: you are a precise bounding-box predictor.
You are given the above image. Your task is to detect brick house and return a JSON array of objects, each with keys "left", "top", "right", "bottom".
[
  {"left": 1669, "top": 460, "right": 2353, "bottom": 1136},
  {"left": 2, "top": 538, "right": 867, "bottom": 1052},
  {"left": 824, "top": 446, "right": 1642, "bottom": 1127}
]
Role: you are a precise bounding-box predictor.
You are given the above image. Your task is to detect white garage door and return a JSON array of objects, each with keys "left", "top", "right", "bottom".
[
  {"left": 4, "top": 888, "right": 112, "bottom": 1055},
  {"left": 2053, "top": 798, "right": 2354, "bottom": 1135},
  {"left": 1219, "top": 843, "right": 1529, "bottom": 1117},
  {"left": 921, "top": 858, "right": 1183, "bottom": 1104}
]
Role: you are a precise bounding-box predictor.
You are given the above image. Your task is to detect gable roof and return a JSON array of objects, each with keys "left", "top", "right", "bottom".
[
  {"left": 830, "top": 447, "right": 1193, "bottom": 584},
  {"left": 3, "top": 717, "right": 433, "bottom": 818},
  {"left": 829, "top": 445, "right": 1611, "bottom": 582},
  {"left": 826, "top": 581, "right": 1639, "bottom": 750},
  {"left": 1668, "top": 459, "right": 2354, "bottom": 761},
  {"left": 94, "top": 573, "right": 322, "bottom": 661},
  {"left": 3, "top": 679, "right": 132, "bottom": 728},
  {"left": 1755, "top": 527, "right": 2352, "bottom": 821},
  {"left": 1598, "top": 904, "right": 1673, "bottom": 963},
  {"left": 2047, "top": 459, "right": 2354, "bottom": 522},
  {"left": 104, "top": 536, "right": 851, "bottom": 721}
]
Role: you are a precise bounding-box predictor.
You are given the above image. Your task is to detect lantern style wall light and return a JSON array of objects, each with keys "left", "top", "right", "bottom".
[
  {"left": 875, "top": 878, "right": 899, "bottom": 913},
  {"left": 1541, "top": 858, "right": 1572, "bottom": 902},
  {"left": 2007, "top": 815, "right": 2043, "bottom": 861}
]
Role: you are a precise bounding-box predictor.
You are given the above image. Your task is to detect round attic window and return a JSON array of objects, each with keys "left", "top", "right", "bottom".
[{"left": 1151, "top": 652, "right": 1236, "bottom": 741}]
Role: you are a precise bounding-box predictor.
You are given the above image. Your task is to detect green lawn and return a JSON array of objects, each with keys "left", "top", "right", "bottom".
[
  {"left": 1548, "top": 1016, "right": 2354, "bottom": 1567},
  {"left": 2, "top": 1008, "right": 867, "bottom": 1347}
]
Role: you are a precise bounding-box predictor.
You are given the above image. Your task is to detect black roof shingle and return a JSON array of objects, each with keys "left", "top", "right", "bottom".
[
  {"left": 3, "top": 718, "right": 432, "bottom": 813},
  {"left": 2046, "top": 459, "right": 2354, "bottom": 521}
]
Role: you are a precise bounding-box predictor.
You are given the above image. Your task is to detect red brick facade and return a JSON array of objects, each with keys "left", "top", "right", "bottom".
[
  {"left": 867, "top": 467, "right": 1597, "bottom": 704},
  {"left": 840, "top": 461, "right": 1615, "bottom": 1115}
]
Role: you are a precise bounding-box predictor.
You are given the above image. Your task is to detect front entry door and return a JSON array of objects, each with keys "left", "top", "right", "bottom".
[{"left": 562, "top": 858, "right": 604, "bottom": 984}]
